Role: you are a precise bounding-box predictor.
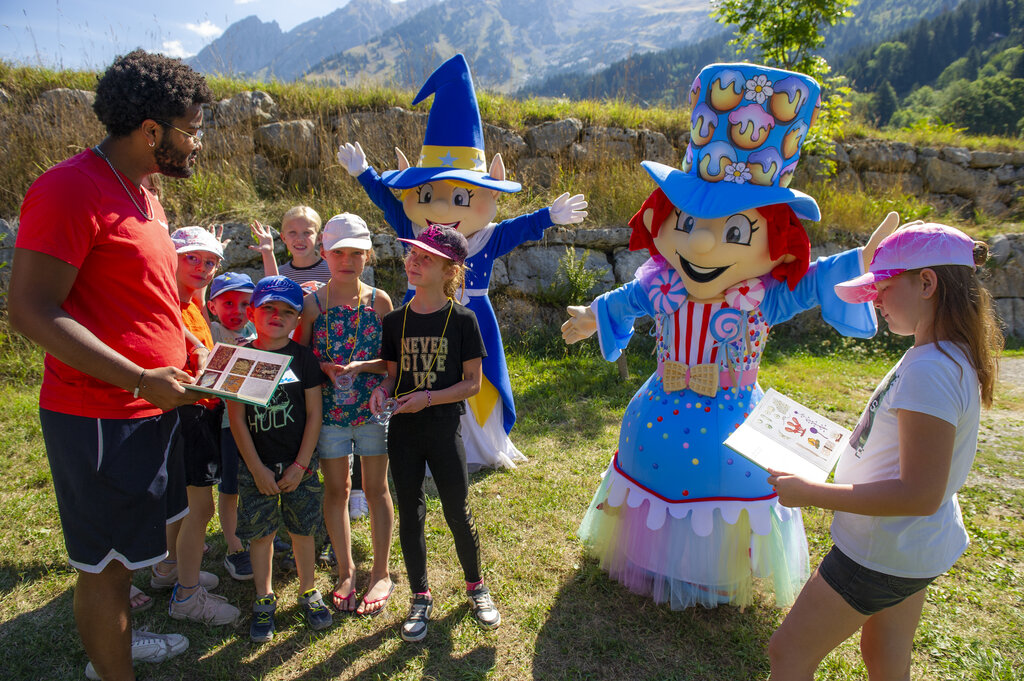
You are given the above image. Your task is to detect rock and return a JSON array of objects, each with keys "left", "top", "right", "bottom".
[
  {"left": 988, "top": 235, "right": 1012, "bottom": 267},
  {"left": 0, "top": 87, "right": 10, "bottom": 105},
  {"left": 524, "top": 118, "right": 582, "bottom": 156},
  {"left": 214, "top": 90, "right": 278, "bottom": 127},
  {"left": 286, "top": 168, "right": 320, "bottom": 187},
  {"left": 1012, "top": 151, "right": 1024, "bottom": 166},
  {"left": 613, "top": 248, "right": 649, "bottom": 284},
  {"left": 639, "top": 129, "right": 676, "bottom": 165},
  {"left": 483, "top": 123, "right": 527, "bottom": 162},
  {"left": 922, "top": 157, "right": 979, "bottom": 197},
  {"left": 980, "top": 246, "right": 1024, "bottom": 298},
  {"left": 940, "top": 146, "right": 971, "bottom": 166},
  {"left": 573, "top": 228, "right": 630, "bottom": 251},
  {"left": 332, "top": 107, "right": 426, "bottom": 164},
  {"left": 504, "top": 245, "right": 614, "bottom": 296},
  {"left": 0, "top": 218, "right": 15, "bottom": 269},
  {"left": 251, "top": 153, "right": 283, "bottom": 189},
  {"left": 833, "top": 167, "right": 863, "bottom": 192},
  {"left": 925, "top": 193, "right": 973, "bottom": 217},
  {"left": 372, "top": 233, "right": 405, "bottom": 261},
  {"left": 569, "top": 142, "right": 587, "bottom": 163},
  {"left": 35, "top": 88, "right": 96, "bottom": 124},
  {"left": 970, "top": 150, "right": 1013, "bottom": 169},
  {"left": 254, "top": 119, "right": 320, "bottom": 168},
  {"left": 491, "top": 256, "right": 509, "bottom": 288},
  {"left": 515, "top": 156, "right": 557, "bottom": 188},
  {"left": 581, "top": 126, "right": 639, "bottom": 162},
  {"left": 199, "top": 127, "right": 255, "bottom": 161},
  {"left": 994, "top": 298, "right": 1024, "bottom": 339},
  {"left": 917, "top": 147, "right": 939, "bottom": 158},
  {"left": 847, "top": 141, "right": 916, "bottom": 172},
  {"left": 861, "top": 171, "right": 925, "bottom": 195},
  {"left": 995, "top": 165, "right": 1017, "bottom": 185},
  {"left": 975, "top": 196, "right": 1010, "bottom": 218},
  {"left": 219, "top": 221, "right": 278, "bottom": 271}
]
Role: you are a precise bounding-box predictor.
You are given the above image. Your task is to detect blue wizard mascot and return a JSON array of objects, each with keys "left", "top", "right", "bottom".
[
  {"left": 561, "top": 63, "right": 898, "bottom": 609},
  {"left": 338, "top": 54, "right": 587, "bottom": 471}
]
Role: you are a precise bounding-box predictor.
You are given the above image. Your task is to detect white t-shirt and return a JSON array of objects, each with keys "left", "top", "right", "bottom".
[{"left": 831, "top": 342, "right": 981, "bottom": 578}]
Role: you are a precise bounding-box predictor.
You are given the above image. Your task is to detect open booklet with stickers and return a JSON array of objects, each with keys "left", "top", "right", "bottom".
[
  {"left": 724, "top": 389, "right": 852, "bottom": 483},
  {"left": 188, "top": 343, "right": 292, "bottom": 407}
]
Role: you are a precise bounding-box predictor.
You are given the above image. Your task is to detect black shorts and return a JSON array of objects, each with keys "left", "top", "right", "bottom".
[
  {"left": 177, "top": 404, "right": 223, "bottom": 487},
  {"left": 218, "top": 426, "right": 240, "bottom": 495},
  {"left": 40, "top": 408, "right": 186, "bottom": 573},
  {"left": 819, "top": 545, "right": 937, "bottom": 616}
]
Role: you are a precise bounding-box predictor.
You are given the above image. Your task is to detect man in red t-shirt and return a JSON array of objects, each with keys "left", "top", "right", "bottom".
[{"left": 10, "top": 50, "right": 213, "bottom": 681}]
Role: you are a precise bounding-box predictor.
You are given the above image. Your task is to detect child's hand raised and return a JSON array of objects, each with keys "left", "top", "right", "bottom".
[{"left": 249, "top": 220, "right": 276, "bottom": 254}]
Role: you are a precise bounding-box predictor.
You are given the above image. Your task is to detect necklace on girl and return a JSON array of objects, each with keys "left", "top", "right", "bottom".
[
  {"left": 395, "top": 299, "right": 454, "bottom": 398},
  {"left": 325, "top": 280, "right": 362, "bottom": 392},
  {"left": 92, "top": 146, "right": 154, "bottom": 221}
]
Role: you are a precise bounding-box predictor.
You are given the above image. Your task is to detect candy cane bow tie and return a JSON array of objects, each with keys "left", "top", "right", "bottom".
[{"left": 663, "top": 361, "right": 718, "bottom": 397}]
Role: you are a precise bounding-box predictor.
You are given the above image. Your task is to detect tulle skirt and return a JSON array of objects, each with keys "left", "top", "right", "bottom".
[{"left": 578, "top": 463, "right": 810, "bottom": 609}]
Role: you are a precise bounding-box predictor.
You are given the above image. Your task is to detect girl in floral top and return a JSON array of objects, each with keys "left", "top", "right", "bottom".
[{"left": 298, "top": 213, "right": 396, "bottom": 615}]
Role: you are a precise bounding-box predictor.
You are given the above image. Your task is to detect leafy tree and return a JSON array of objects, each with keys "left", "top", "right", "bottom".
[
  {"left": 711, "top": 0, "right": 858, "bottom": 80},
  {"left": 874, "top": 79, "right": 898, "bottom": 126}
]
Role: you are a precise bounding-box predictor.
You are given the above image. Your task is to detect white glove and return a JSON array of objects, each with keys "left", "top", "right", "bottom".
[
  {"left": 549, "top": 192, "right": 588, "bottom": 225},
  {"left": 561, "top": 305, "right": 597, "bottom": 344},
  {"left": 337, "top": 141, "right": 369, "bottom": 177}
]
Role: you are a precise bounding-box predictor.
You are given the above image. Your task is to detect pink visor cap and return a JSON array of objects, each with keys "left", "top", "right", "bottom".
[
  {"left": 397, "top": 224, "right": 469, "bottom": 264},
  {"left": 834, "top": 223, "right": 976, "bottom": 303}
]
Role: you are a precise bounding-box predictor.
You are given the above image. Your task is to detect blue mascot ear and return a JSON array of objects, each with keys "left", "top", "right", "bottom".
[{"left": 380, "top": 53, "right": 521, "bottom": 193}]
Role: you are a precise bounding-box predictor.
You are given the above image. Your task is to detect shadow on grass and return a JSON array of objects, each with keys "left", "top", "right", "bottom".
[
  {"left": 531, "top": 557, "right": 779, "bottom": 681},
  {"left": 0, "top": 588, "right": 83, "bottom": 679},
  {"left": 0, "top": 558, "right": 75, "bottom": 593}
]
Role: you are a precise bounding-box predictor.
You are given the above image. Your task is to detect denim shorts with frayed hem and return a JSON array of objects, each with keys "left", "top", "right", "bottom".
[
  {"left": 818, "top": 545, "right": 937, "bottom": 616},
  {"left": 317, "top": 422, "right": 387, "bottom": 460}
]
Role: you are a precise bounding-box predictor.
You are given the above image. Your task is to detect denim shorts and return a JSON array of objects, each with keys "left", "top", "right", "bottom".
[
  {"left": 317, "top": 421, "right": 387, "bottom": 460},
  {"left": 819, "top": 545, "right": 937, "bottom": 616},
  {"left": 235, "top": 463, "right": 323, "bottom": 541}
]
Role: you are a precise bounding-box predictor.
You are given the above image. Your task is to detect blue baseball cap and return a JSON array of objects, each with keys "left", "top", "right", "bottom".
[
  {"left": 209, "top": 272, "right": 255, "bottom": 300},
  {"left": 251, "top": 275, "right": 304, "bottom": 312}
]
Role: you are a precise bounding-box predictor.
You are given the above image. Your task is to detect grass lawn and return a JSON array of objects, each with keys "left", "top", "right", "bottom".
[{"left": 0, "top": 327, "right": 1022, "bottom": 681}]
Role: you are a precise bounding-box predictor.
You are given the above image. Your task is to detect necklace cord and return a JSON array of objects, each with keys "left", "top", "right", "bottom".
[
  {"left": 395, "top": 299, "right": 454, "bottom": 399},
  {"left": 92, "top": 146, "right": 154, "bottom": 221}
]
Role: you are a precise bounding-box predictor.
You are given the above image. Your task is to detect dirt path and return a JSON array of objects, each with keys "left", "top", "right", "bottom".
[{"left": 1000, "top": 356, "right": 1024, "bottom": 391}]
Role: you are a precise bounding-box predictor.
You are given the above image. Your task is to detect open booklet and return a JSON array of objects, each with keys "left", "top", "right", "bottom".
[
  {"left": 188, "top": 343, "right": 293, "bottom": 407},
  {"left": 724, "top": 389, "right": 852, "bottom": 483}
]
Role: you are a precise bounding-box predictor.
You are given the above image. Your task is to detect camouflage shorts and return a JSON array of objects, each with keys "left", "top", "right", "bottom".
[{"left": 236, "top": 463, "right": 323, "bottom": 541}]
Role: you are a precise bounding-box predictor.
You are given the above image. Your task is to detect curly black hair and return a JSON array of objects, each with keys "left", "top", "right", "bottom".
[{"left": 93, "top": 49, "right": 214, "bottom": 137}]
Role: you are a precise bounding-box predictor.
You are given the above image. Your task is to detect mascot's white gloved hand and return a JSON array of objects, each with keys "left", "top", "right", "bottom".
[
  {"left": 337, "top": 142, "right": 369, "bottom": 177},
  {"left": 549, "top": 192, "right": 588, "bottom": 225}
]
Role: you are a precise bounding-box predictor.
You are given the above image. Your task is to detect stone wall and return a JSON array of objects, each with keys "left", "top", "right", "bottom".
[{"left": 2, "top": 87, "right": 1024, "bottom": 338}]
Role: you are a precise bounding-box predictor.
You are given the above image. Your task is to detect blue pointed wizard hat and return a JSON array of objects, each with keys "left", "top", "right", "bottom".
[
  {"left": 642, "top": 63, "right": 822, "bottom": 221},
  {"left": 380, "top": 54, "right": 521, "bottom": 193}
]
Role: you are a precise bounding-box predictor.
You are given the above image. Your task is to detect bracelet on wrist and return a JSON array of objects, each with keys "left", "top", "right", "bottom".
[
  {"left": 290, "top": 461, "right": 313, "bottom": 475},
  {"left": 132, "top": 369, "right": 147, "bottom": 399},
  {"left": 426, "top": 389, "right": 431, "bottom": 407}
]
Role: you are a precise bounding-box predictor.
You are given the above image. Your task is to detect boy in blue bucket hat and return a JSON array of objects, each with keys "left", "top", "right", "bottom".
[
  {"left": 561, "top": 62, "right": 901, "bottom": 610},
  {"left": 337, "top": 53, "right": 587, "bottom": 474}
]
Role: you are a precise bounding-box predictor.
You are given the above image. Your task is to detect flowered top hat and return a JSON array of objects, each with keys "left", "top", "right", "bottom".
[
  {"left": 642, "top": 63, "right": 822, "bottom": 221},
  {"left": 380, "top": 53, "right": 521, "bottom": 193}
]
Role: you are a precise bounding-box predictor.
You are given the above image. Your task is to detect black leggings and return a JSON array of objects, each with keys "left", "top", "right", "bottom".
[{"left": 387, "top": 408, "right": 480, "bottom": 593}]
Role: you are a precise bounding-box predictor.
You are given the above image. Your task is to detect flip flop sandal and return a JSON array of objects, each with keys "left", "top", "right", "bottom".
[
  {"left": 357, "top": 582, "right": 395, "bottom": 618},
  {"left": 130, "top": 585, "right": 154, "bottom": 614},
  {"left": 330, "top": 587, "right": 357, "bottom": 613}
]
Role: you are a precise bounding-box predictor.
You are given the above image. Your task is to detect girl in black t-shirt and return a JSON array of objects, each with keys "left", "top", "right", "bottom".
[{"left": 371, "top": 225, "right": 501, "bottom": 642}]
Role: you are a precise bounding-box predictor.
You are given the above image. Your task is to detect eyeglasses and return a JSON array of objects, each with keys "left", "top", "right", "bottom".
[
  {"left": 181, "top": 252, "right": 220, "bottom": 270},
  {"left": 155, "top": 119, "right": 204, "bottom": 144}
]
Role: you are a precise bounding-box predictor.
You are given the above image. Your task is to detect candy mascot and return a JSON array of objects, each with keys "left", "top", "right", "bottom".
[
  {"left": 338, "top": 54, "right": 587, "bottom": 471},
  {"left": 561, "top": 63, "right": 896, "bottom": 609}
]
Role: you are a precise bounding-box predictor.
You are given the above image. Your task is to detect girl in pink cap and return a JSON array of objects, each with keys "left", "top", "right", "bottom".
[
  {"left": 370, "top": 224, "right": 501, "bottom": 642},
  {"left": 768, "top": 221, "right": 1003, "bottom": 679}
]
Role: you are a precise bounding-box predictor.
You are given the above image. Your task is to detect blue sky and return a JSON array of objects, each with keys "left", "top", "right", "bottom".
[{"left": 0, "top": 0, "right": 358, "bottom": 70}]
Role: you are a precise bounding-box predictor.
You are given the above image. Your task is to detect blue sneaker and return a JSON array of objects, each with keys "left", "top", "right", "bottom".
[
  {"left": 250, "top": 594, "right": 276, "bottom": 643},
  {"left": 223, "top": 550, "right": 253, "bottom": 581},
  {"left": 298, "top": 589, "right": 333, "bottom": 631}
]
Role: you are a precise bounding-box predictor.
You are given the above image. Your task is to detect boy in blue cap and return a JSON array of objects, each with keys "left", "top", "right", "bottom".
[
  {"left": 207, "top": 271, "right": 257, "bottom": 580},
  {"left": 227, "top": 275, "right": 332, "bottom": 640}
]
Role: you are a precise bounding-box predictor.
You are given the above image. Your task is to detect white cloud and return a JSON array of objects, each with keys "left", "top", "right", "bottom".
[
  {"left": 185, "top": 20, "right": 223, "bottom": 40},
  {"left": 160, "top": 40, "right": 194, "bottom": 59}
]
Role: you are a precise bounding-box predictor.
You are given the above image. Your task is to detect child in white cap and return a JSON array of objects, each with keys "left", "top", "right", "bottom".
[{"left": 768, "top": 222, "right": 1003, "bottom": 679}]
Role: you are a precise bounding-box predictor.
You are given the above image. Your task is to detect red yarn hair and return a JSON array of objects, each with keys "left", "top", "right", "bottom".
[{"left": 627, "top": 188, "right": 811, "bottom": 290}]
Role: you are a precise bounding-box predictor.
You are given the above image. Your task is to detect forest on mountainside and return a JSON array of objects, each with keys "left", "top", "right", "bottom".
[{"left": 519, "top": 0, "right": 1024, "bottom": 138}]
